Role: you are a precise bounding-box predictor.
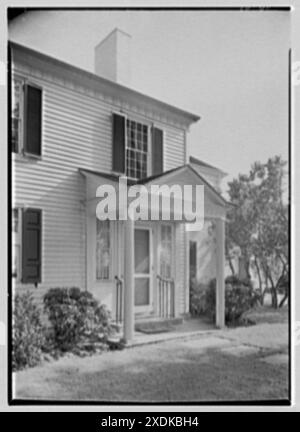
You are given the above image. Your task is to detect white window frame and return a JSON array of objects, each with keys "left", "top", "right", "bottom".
[
  {"left": 96, "top": 219, "right": 112, "bottom": 281},
  {"left": 125, "top": 117, "right": 150, "bottom": 181},
  {"left": 112, "top": 111, "right": 153, "bottom": 180},
  {"left": 11, "top": 76, "right": 24, "bottom": 155},
  {"left": 12, "top": 208, "right": 22, "bottom": 282},
  {"left": 11, "top": 75, "right": 43, "bottom": 159}
]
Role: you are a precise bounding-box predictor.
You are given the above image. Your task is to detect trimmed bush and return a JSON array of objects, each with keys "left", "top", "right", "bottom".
[
  {"left": 192, "top": 276, "right": 259, "bottom": 324},
  {"left": 12, "top": 292, "right": 45, "bottom": 371},
  {"left": 43, "top": 287, "right": 113, "bottom": 351}
]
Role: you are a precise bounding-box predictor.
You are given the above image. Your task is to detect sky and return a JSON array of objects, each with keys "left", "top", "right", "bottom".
[{"left": 8, "top": 9, "right": 291, "bottom": 190}]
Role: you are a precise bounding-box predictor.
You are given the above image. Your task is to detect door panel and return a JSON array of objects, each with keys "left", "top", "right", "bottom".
[
  {"left": 135, "top": 229, "right": 150, "bottom": 273},
  {"left": 135, "top": 278, "right": 150, "bottom": 306},
  {"left": 134, "top": 228, "right": 152, "bottom": 311}
]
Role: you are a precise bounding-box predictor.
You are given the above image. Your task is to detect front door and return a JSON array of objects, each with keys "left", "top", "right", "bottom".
[{"left": 134, "top": 227, "right": 152, "bottom": 313}]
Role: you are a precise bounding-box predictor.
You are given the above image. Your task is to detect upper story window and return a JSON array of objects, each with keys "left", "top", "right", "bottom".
[
  {"left": 11, "top": 78, "right": 43, "bottom": 157},
  {"left": 112, "top": 113, "right": 163, "bottom": 180},
  {"left": 126, "top": 119, "right": 148, "bottom": 180},
  {"left": 12, "top": 79, "right": 23, "bottom": 153}
]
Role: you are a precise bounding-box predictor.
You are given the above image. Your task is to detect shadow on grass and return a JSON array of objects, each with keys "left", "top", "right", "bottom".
[{"left": 15, "top": 345, "right": 289, "bottom": 403}]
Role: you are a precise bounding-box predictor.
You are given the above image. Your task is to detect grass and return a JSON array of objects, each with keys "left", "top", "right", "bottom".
[
  {"left": 243, "top": 304, "right": 289, "bottom": 324},
  {"left": 14, "top": 312, "right": 289, "bottom": 402}
]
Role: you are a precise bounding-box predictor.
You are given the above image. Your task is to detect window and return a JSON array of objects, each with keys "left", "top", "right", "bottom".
[
  {"left": 112, "top": 113, "right": 163, "bottom": 179},
  {"left": 96, "top": 219, "right": 111, "bottom": 280},
  {"left": 12, "top": 209, "right": 21, "bottom": 279},
  {"left": 189, "top": 240, "right": 197, "bottom": 279},
  {"left": 12, "top": 208, "right": 42, "bottom": 284},
  {"left": 11, "top": 78, "right": 42, "bottom": 157},
  {"left": 126, "top": 119, "right": 148, "bottom": 180},
  {"left": 11, "top": 79, "right": 23, "bottom": 153},
  {"left": 160, "top": 224, "right": 172, "bottom": 278}
]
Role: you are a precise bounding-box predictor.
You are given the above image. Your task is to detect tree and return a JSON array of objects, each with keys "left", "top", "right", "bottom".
[{"left": 226, "top": 156, "right": 289, "bottom": 308}]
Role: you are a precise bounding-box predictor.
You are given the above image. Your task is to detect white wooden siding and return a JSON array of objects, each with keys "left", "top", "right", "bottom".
[{"left": 12, "top": 58, "right": 187, "bottom": 313}]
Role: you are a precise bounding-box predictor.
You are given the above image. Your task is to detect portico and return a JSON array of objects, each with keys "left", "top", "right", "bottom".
[{"left": 80, "top": 163, "right": 227, "bottom": 343}]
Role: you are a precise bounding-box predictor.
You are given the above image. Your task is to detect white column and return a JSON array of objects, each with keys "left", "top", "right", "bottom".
[
  {"left": 185, "top": 225, "right": 190, "bottom": 315},
  {"left": 216, "top": 217, "right": 225, "bottom": 328},
  {"left": 123, "top": 214, "right": 135, "bottom": 343}
]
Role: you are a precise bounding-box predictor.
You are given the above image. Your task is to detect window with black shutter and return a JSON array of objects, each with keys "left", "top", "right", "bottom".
[
  {"left": 189, "top": 240, "right": 197, "bottom": 280},
  {"left": 152, "top": 127, "right": 163, "bottom": 176},
  {"left": 24, "top": 84, "right": 42, "bottom": 156},
  {"left": 112, "top": 113, "right": 125, "bottom": 173},
  {"left": 22, "top": 208, "right": 42, "bottom": 285},
  {"left": 11, "top": 79, "right": 42, "bottom": 157}
]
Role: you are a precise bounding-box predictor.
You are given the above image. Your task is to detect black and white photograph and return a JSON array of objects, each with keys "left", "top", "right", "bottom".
[{"left": 3, "top": 5, "right": 294, "bottom": 407}]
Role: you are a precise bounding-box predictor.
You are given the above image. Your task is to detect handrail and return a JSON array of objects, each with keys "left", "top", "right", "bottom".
[
  {"left": 114, "top": 275, "right": 123, "bottom": 324},
  {"left": 157, "top": 275, "right": 175, "bottom": 318}
]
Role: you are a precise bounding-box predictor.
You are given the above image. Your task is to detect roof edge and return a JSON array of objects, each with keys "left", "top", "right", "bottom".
[
  {"left": 9, "top": 41, "right": 200, "bottom": 125},
  {"left": 189, "top": 155, "right": 227, "bottom": 176},
  {"left": 79, "top": 165, "right": 229, "bottom": 208}
]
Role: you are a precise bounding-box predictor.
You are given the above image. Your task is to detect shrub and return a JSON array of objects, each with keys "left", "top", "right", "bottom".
[
  {"left": 196, "top": 277, "right": 259, "bottom": 324},
  {"left": 224, "top": 274, "right": 252, "bottom": 288},
  {"left": 189, "top": 278, "right": 208, "bottom": 316},
  {"left": 12, "top": 292, "right": 45, "bottom": 371},
  {"left": 43, "top": 287, "right": 113, "bottom": 351}
]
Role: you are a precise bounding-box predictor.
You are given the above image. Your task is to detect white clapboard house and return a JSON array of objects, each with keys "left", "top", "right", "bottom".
[{"left": 11, "top": 29, "right": 227, "bottom": 342}]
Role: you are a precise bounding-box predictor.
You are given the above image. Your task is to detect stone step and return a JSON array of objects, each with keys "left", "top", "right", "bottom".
[{"left": 134, "top": 317, "right": 183, "bottom": 334}]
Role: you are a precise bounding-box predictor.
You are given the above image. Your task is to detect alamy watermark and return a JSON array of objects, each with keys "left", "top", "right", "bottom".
[{"left": 95, "top": 176, "right": 204, "bottom": 231}]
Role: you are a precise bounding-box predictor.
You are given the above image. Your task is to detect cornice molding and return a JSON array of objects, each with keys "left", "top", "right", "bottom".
[{"left": 11, "top": 42, "right": 200, "bottom": 130}]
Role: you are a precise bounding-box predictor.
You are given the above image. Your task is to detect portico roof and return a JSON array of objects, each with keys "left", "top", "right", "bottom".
[
  {"left": 80, "top": 164, "right": 228, "bottom": 206},
  {"left": 80, "top": 164, "right": 228, "bottom": 221}
]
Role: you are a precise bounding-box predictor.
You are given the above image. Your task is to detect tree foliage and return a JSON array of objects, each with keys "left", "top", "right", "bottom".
[{"left": 226, "top": 156, "right": 289, "bottom": 308}]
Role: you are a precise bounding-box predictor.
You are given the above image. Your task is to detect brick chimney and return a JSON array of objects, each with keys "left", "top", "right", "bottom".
[{"left": 94, "top": 28, "right": 132, "bottom": 87}]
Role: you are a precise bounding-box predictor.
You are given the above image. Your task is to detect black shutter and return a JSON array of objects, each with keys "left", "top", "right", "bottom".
[
  {"left": 22, "top": 209, "right": 42, "bottom": 285},
  {"left": 24, "top": 84, "right": 42, "bottom": 156},
  {"left": 189, "top": 241, "right": 197, "bottom": 279},
  {"left": 152, "top": 127, "right": 163, "bottom": 176},
  {"left": 112, "top": 113, "right": 125, "bottom": 173}
]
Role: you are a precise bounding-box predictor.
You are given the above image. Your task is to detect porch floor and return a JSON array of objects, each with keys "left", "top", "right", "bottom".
[{"left": 116, "top": 317, "right": 217, "bottom": 347}]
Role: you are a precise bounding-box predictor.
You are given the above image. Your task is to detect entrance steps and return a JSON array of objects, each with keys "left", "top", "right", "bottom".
[{"left": 134, "top": 316, "right": 183, "bottom": 334}]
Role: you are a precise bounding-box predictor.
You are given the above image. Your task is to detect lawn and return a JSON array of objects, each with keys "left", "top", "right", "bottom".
[{"left": 14, "top": 308, "right": 289, "bottom": 402}]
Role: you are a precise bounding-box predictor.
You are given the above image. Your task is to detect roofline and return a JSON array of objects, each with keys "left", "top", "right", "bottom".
[
  {"left": 79, "top": 168, "right": 137, "bottom": 185},
  {"left": 187, "top": 164, "right": 228, "bottom": 206},
  {"left": 189, "top": 156, "right": 227, "bottom": 176},
  {"left": 79, "top": 165, "right": 229, "bottom": 207},
  {"left": 9, "top": 41, "right": 200, "bottom": 125},
  {"left": 136, "top": 166, "right": 181, "bottom": 184},
  {"left": 95, "top": 28, "right": 132, "bottom": 50},
  {"left": 141, "top": 164, "right": 228, "bottom": 207}
]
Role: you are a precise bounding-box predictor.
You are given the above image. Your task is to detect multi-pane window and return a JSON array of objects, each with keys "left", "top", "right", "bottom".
[
  {"left": 12, "top": 79, "right": 23, "bottom": 153},
  {"left": 96, "top": 219, "right": 110, "bottom": 280},
  {"left": 160, "top": 225, "right": 172, "bottom": 278},
  {"left": 12, "top": 208, "right": 20, "bottom": 279},
  {"left": 11, "top": 78, "right": 42, "bottom": 157},
  {"left": 126, "top": 119, "right": 148, "bottom": 180}
]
